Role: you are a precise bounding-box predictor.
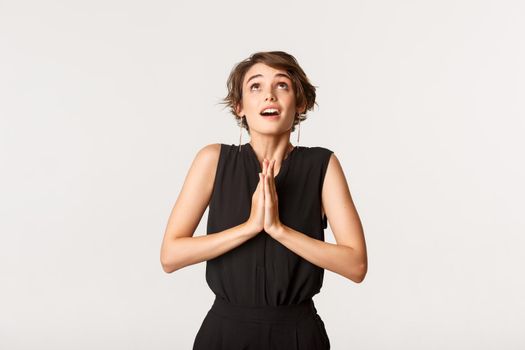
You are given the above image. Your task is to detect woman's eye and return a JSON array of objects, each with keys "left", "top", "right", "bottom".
[{"left": 249, "top": 82, "right": 289, "bottom": 91}]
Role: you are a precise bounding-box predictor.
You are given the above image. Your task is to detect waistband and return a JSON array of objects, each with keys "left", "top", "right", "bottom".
[{"left": 209, "top": 295, "right": 316, "bottom": 325}]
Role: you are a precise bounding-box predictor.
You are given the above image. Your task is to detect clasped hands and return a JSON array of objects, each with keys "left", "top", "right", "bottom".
[{"left": 246, "top": 158, "right": 284, "bottom": 239}]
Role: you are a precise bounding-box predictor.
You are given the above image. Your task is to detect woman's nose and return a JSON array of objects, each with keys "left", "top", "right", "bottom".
[{"left": 265, "top": 93, "right": 276, "bottom": 101}]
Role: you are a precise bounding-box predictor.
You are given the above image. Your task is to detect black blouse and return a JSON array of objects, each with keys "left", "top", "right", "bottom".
[{"left": 205, "top": 142, "right": 334, "bottom": 307}]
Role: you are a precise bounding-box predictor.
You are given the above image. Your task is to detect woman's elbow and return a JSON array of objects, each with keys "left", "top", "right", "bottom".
[
  {"left": 160, "top": 245, "right": 179, "bottom": 274},
  {"left": 355, "top": 263, "right": 367, "bottom": 283},
  {"left": 161, "top": 259, "right": 175, "bottom": 274}
]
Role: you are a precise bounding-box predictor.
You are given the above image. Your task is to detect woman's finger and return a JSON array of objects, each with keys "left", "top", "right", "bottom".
[
  {"left": 262, "top": 158, "right": 268, "bottom": 175},
  {"left": 265, "top": 163, "right": 271, "bottom": 200},
  {"left": 271, "top": 160, "right": 277, "bottom": 196},
  {"left": 271, "top": 159, "right": 276, "bottom": 196},
  {"left": 267, "top": 160, "right": 272, "bottom": 195},
  {"left": 259, "top": 173, "right": 265, "bottom": 200}
]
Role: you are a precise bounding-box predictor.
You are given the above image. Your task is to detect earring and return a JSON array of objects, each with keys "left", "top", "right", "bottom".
[
  {"left": 296, "top": 113, "right": 303, "bottom": 148},
  {"left": 238, "top": 116, "right": 244, "bottom": 152}
]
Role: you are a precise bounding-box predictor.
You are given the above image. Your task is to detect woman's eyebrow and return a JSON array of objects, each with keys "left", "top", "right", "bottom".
[{"left": 246, "top": 73, "right": 291, "bottom": 85}]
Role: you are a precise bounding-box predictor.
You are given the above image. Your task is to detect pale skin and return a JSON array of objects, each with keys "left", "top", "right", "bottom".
[{"left": 160, "top": 63, "right": 367, "bottom": 282}]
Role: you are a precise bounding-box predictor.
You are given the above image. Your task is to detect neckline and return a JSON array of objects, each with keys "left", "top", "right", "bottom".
[{"left": 244, "top": 142, "right": 297, "bottom": 182}]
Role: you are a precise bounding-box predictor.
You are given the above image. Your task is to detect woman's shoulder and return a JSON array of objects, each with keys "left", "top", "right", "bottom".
[
  {"left": 192, "top": 143, "right": 223, "bottom": 170},
  {"left": 196, "top": 143, "right": 222, "bottom": 156},
  {"left": 300, "top": 145, "right": 335, "bottom": 158},
  {"left": 196, "top": 143, "right": 334, "bottom": 160},
  {"left": 299, "top": 146, "right": 335, "bottom": 174}
]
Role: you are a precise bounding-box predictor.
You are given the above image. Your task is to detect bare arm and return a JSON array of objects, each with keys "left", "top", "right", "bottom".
[
  {"left": 161, "top": 222, "right": 256, "bottom": 273},
  {"left": 160, "top": 144, "right": 259, "bottom": 273},
  {"left": 274, "top": 153, "right": 367, "bottom": 283}
]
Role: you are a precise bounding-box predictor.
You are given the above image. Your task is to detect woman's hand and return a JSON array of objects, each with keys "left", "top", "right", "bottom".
[
  {"left": 245, "top": 158, "right": 284, "bottom": 238},
  {"left": 245, "top": 169, "right": 265, "bottom": 236},
  {"left": 262, "top": 159, "right": 283, "bottom": 238}
]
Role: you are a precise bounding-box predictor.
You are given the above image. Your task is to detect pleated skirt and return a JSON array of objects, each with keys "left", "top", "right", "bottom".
[{"left": 192, "top": 295, "right": 330, "bottom": 350}]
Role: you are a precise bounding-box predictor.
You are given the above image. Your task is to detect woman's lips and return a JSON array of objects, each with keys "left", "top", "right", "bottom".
[{"left": 261, "top": 114, "right": 280, "bottom": 120}]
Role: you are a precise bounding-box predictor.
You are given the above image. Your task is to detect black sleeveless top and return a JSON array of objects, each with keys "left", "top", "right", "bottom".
[{"left": 206, "top": 142, "right": 334, "bottom": 307}]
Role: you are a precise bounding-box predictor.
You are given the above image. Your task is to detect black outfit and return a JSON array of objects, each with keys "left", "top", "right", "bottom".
[{"left": 193, "top": 142, "right": 334, "bottom": 350}]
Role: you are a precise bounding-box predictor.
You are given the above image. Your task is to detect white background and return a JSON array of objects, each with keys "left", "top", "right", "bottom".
[{"left": 1, "top": 0, "right": 524, "bottom": 349}]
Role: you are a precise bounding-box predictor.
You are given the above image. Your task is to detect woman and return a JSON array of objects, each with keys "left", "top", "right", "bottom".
[{"left": 160, "top": 51, "right": 367, "bottom": 349}]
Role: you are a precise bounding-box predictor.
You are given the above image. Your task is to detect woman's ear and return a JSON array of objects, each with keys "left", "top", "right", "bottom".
[
  {"left": 297, "top": 103, "right": 306, "bottom": 115},
  {"left": 235, "top": 102, "right": 244, "bottom": 117}
]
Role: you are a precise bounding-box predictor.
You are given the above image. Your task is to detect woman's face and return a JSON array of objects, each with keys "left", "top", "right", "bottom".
[{"left": 236, "top": 63, "right": 303, "bottom": 134}]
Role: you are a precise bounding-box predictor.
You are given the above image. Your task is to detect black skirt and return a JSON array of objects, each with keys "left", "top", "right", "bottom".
[{"left": 192, "top": 295, "right": 330, "bottom": 350}]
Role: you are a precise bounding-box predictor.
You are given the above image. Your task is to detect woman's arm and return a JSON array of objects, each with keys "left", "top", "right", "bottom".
[
  {"left": 160, "top": 144, "right": 257, "bottom": 273},
  {"left": 161, "top": 222, "right": 256, "bottom": 273},
  {"left": 273, "top": 153, "right": 367, "bottom": 283}
]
